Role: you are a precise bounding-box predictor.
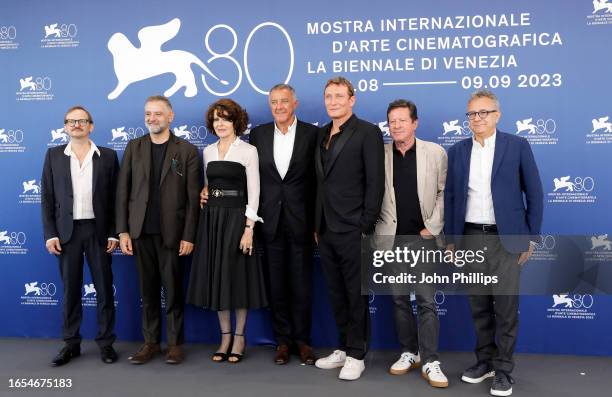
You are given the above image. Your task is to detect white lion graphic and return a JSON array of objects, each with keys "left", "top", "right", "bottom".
[
  {"left": 25, "top": 282, "right": 42, "bottom": 296},
  {"left": 111, "top": 127, "right": 128, "bottom": 141},
  {"left": 173, "top": 125, "right": 191, "bottom": 139},
  {"left": 44, "top": 24, "right": 62, "bottom": 38},
  {"left": 51, "top": 128, "right": 68, "bottom": 143},
  {"left": 442, "top": 120, "right": 463, "bottom": 135},
  {"left": 591, "top": 234, "right": 612, "bottom": 250},
  {"left": 20, "top": 77, "right": 37, "bottom": 91},
  {"left": 83, "top": 284, "right": 97, "bottom": 297},
  {"left": 0, "top": 231, "right": 11, "bottom": 245},
  {"left": 516, "top": 118, "right": 537, "bottom": 135},
  {"left": 22, "top": 180, "right": 40, "bottom": 194},
  {"left": 552, "top": 294, "right": 573, "bottom": 308},
  {"left": 591, "top": 117, "right": 612, "bottom": 133},
  {"left": 553, "top": 176, "right": 574, "bottom": 192},
  {"left": 593, "top": 0, "right": 612, "bottom": 13},
  {"left": 107, "top": 18, "right": 228, "bottom": 100}
]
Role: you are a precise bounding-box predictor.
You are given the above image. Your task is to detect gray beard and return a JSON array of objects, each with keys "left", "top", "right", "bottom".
[{"left": 147, "top": 123, "right": 166, "bottom": 134}]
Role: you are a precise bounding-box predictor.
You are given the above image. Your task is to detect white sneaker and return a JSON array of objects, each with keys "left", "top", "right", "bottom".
[
  {"left": 421, "top": 361, "right": 449, "bottom": 388},
  {"left": 338, "top": 357, "right": 365, "bottom": 380},
  {"left": 315, "top": 350, "right": 346, "bottom": 369},
  {"left": 389, "top": 352, "right": 421, "bottom": 375}
]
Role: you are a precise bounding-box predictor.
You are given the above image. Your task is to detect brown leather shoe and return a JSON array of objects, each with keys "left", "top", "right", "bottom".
[
  {"left": 274, "top": 344, "right": 290, "bottom": 365},
  {"left": 166, "top": 345, "right": 184, "bottom": 364},
  {"left": 128, "top": 343, "right": 160, "bottom": 364},
  {"left": 298, "top": 344, "right": 316, "bottom": 365}
]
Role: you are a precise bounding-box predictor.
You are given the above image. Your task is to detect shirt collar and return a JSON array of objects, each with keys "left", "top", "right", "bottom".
[
  {"left": 393, "top": 140, "right": 416, "bottom": 154},
  {"left": 472, "top": 130, "right": 496, "bottom": 149},
  {"left": 212, "top": 136, "right": 242, "bottom": 147},
  {"left": 64, "top": 140, "right": 100, "bottom": 157},
  {"left": 326, "top": 113, "right": 356, "bottom": 136},
  {"left": 274, "top": 116, "right": 297, "bottom": 136}
]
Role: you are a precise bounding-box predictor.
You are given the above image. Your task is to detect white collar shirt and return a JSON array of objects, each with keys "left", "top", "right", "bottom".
[
  {"left": 273, "top": 116, "right": 297, "bottom": 180},
  {"left": 64, "top": 140, "right": 99, "bottom": 220},
  {"left": 465, "top": 132, "right": 497, "bottom": 224}
]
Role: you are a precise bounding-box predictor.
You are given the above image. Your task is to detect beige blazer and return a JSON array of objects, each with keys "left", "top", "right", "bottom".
[{"left": 374, "top": 138, "right": 447, "bottom": 238}]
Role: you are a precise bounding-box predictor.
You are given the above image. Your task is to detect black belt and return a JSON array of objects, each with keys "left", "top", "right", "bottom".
[
  {"left": 465, "top": 222, "right": 498, "bottom": 233},
  {"left": 209, "top": 188, "right": 244, "bottom": 198}
]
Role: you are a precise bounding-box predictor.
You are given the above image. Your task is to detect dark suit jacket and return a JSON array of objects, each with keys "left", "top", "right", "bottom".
[
  {"left": 249, "top": 119, "right": 318, "bottom": 243},
  {"left": 315, "top": 114, "right": 385, "bottom": 234},
  {"left": 41, "top": 144, "right": 119, "bottom": 245},
  {"left": 444, "top": 130, "right": 544, "bottom": 253},
  {"left": 116, "top": 133, "right": 201, "bottom": 249}
]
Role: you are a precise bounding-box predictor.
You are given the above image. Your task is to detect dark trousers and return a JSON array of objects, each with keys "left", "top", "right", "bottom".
[
  {"left": 390, "top": 237, "right": 439, "bottom": 363},
  {"left": 133, "top": 234, "right": 184, "bottom": 346},
  {"left": 262, "top": 213, "right": 313, "bottom": 346},
  {"left": 318, "top": 228, "right": 370, "bottom": 360},
  {"left": 463, "top": 227, "right": 520, "bottom": 373},
  {"left": 58, "top": 220, "right": 115, "bottom": 348}
]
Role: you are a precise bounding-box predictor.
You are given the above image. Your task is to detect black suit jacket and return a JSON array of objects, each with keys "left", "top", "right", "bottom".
[
  {"left": 249, "top": 119, "right": 318, "bottom": 243},
  {"left": 41, "top": 144, "right": 119, "bottom": 245},
  {"left": 115, "top": 133, "right": 201, "bottom": 248},
  {"left": 315, "top": 114, "right": 385, "bottom": 234}
]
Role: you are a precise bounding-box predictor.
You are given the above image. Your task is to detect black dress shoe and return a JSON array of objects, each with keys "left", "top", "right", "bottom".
[
  {"left": 51, "top": 345, "right": 80, "bottom": 367},
  {"left": 100, "top": 345, "right": 118, "bottom": 364}
]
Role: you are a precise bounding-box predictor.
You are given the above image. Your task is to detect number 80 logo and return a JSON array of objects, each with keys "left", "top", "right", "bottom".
[{"left": 0, "top": 26, "right": 17, "bottom": 40}]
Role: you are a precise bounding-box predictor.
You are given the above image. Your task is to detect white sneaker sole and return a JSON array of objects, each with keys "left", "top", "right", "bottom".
[
  {"left": 462, "top": 370, "right": 495, "bottom": 383},
  {"left": 389, "top": 361, "right": 421, "bottom": 375},
  {"left": 315, "top": 360, "right": 346, "bottom": 369},
  {"left": 490, "top": 386, "right": 512, "bottom": 396},
  {"left": 421, "top": 371, "right": 449, "bottom": 388},
  {"left": 339, "top": 369, "right": 364, "bottom": 380}
]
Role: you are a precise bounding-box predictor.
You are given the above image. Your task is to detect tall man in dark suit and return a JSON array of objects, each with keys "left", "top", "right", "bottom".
[
  {"left": 445, "top": 90, "right": 543, "bottom": 396},
  {"left": 313, "top": 77, "right": 384, "bottom": 380},
  {"left": 249, "top": 84, "right": 318, "bottom": 365},
  {"left": 41, "top": 105, "right": 119, "bottom": 366},
  {"left": 116, "top": 95, "right": 200, "bottom": 365}
]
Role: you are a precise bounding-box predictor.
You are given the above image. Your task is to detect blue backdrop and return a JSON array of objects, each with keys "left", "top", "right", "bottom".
[{"left": 1, "top": 0, "right": 611, "bottom": 356}]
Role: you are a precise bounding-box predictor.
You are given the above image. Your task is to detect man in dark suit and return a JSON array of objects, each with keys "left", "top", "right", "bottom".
[
  {"left": 445, "top": 90, "right": 543, "bottom": 396},
  {"left": 116, "top": 95, "right": 200, "bottom": 365},
  {"left": 249, "top": 84, "right": 318, "bottom": 365},
  {"left": 313, "top": 77, "right": 384, "bottom": 380},
  {"left": 41, "top": 105, "right": 119, "bottom": 366}
]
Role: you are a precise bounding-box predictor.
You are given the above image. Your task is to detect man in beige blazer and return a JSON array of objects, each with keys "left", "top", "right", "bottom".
[{"left": 374, "top": 99, "right": 448, "bottom": 388}]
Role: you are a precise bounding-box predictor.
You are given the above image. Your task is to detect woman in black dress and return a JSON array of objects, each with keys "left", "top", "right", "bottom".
[{"left": 187, "top": 99, "right": 267, "bottom": 363}]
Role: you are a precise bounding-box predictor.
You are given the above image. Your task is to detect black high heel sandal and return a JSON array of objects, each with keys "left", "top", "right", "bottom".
[
  {"left": 228, "top": 333, "right": 245, "bottom": 363},
  {"left": 212, "top": 331, "right": 233, "bottom": 362}
]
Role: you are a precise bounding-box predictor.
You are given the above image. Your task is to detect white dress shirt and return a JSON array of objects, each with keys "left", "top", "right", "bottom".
[
  {"left": 66, "top": 141, "right": 98, "bottom": 220},
  {"left": 465, "top": 132, "right": 497, "bottom": 224},
  {"left": 273, "top": 116, "right": 297, "bottom": 180},
  {"left": 203, "top": 137, "right": 263, "bottom": 223},
  {"left": 47, "top": 140, "right": 118, "bottom": 243}
]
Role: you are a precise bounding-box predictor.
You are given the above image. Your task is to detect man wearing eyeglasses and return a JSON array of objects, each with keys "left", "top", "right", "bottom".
[
  {"left": 444, "top": 90, "right": 543, "bottom": 396},
  {"left": 41, "top": 106, "right": 120, "bottom": 366}
]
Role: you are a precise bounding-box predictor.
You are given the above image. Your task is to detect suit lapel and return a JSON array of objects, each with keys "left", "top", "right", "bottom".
[
  {"left": 92, "top": 151, "right": 100, "bottom": 195},
  {"left": 325, "top": 122, "right": 356, "bottom": 176},
  {"left": 62, "top": 149, "right": 73, "bottom": 200},
  {"left": 265, "top": 125, "right": 283, "bottom": 182},
  {"left": 315, "top": 127, "right": 325, "bottom": 178},
  {"left": 384, "top": 144, "right": 393, "bottom": 190},
  {"left": 415, "top": 139, "right": 427, "bottom": 203},
  {"left": 462, "top": 138, "right": 472, "bottom": 197},
  {"left": 160, "top": 134, "right": 177, "bottom": 185},
  {"left": 491, "top": 131, "right": 507, "bottom": 181},
  {"left": 141, "top": 135, "right": 152, "bottom": 184},
  {"left": 285, "top": 122, "right": 303, "bottom": 178}
]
